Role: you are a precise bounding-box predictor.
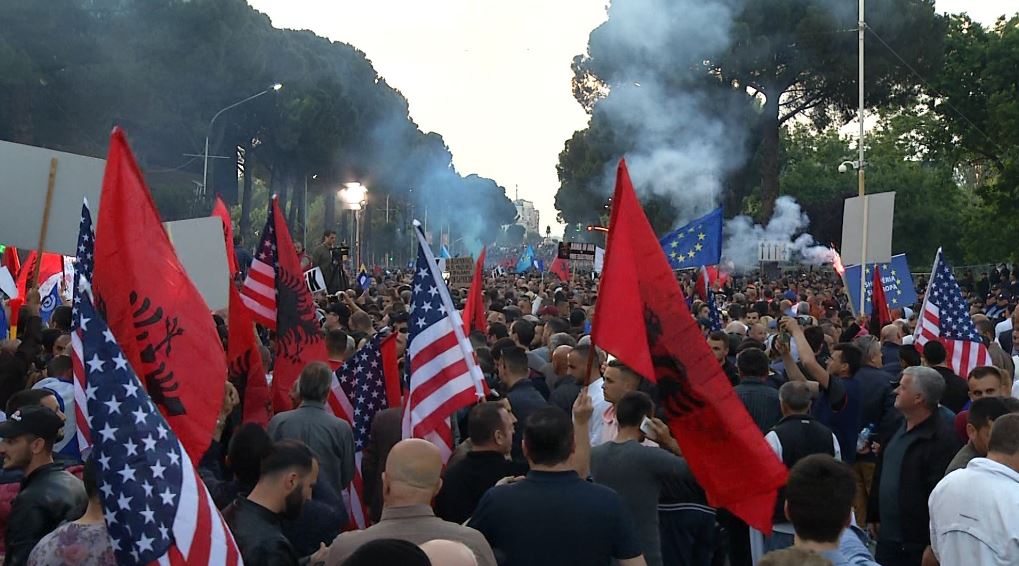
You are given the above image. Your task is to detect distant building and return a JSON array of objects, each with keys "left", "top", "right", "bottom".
[{"left": 513, "top": 199, "right": 540, "bottom": 236}]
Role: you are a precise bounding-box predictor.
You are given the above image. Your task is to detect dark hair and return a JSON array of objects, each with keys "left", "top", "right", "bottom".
[
  {"left": 229, "top": 423, "right": 273, "bottom": 487},
  {"left": 501, "top": 345, "right": 529, "bottom": 376},
  {"left": 803, "top": 326, "right": 825, "bottom": 353},
  {"left": 785, "top": 455, "right": 855, "bottom": 543},
  {"left": 322, "top": 230, "right": 336, "bottom": 241},
  {"left": 488, "top": 322, "right": 509, "bottom": 340},
  {"left": 968, "top": 397, "right": 1010, "bottom": 430},
  {"left": 707, "top": 330, "right": 729, "bottom": 345},
  {"left": 511, "top": 320, "right": 535, "bottom": 347},
  {"left": 988, "top": 414, "right": 1019, "bottom": 455},
  {"left": 545, "top": 317, "right": 570, "bottom": 335},
  {"left": 606, "top": 359, "right": 645, "bottom": 382},
  {"left": 298, "top": 362, "right": 333, "bottom": 402},
  {"left": 83, "top": 456, "right": 99, "bottom": 499},
  {"left": 899, "top": 344, "right": 921, "bottom": 367},
  {"left": 490, "top": 337, "right": 516, "bottom": 361},
  {"left": 50, "top": 306, "right": 73, "bottom": 332},
  {"left": 616, "top": 391, "right": 654, "bottom": 428},
  {"left": 46, "top": 355, "right": 73, "bottom": 377},
  {"left": 569, "top": 308, "right": 586, "bottom": 326},
  {"left": 523, "top": 407, "right": 574, "bottom": 466},
  {"left": 831, "top": 343, "right": 863, "bottom": 375},
  {"left": 6, "top": 389, "right": 56, "bottom": 416},
  {"left": 261, "top": 439, "right": 316, "bottom": 477},
  {"left": 922, "top": 340, "right": 948, "bottom": 365},
  {"left": 325, "top": 329, "right": 349, "bottom": 356},
  {"left": 341, "top": 538, "right": 430, "bottom": 566},
  {"left": 736, "top": 348, "right": 769, "bottom": 378},
  {"left": 968, "top": 365, "right": 1003, "bottom": 384},
  {"left": 41, "top": 328, "right": 63, "bottom": 353},
  {"left": 468, "top": 402, "right": 506, "bottom": 445}
]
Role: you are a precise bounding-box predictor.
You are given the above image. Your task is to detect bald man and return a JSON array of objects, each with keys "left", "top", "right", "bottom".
[
  {"left": 879, "top": 324, "right": 903, "bottom": 374},
  {"left": 324, "top": 439, "right": 496, "bottom": 566},
  {"left": 543, "top": 344, "right": 574, "bottom": 391},
  {"left": 421, "top": 540, "right": 479, "bottom": 566}
]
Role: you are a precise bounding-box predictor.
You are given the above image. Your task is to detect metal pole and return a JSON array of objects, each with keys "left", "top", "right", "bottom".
[
  {"left": 303, "top": 175, "right": 308, "bottom": 249},
  {"left": 202, "top": 86, "right": 278, "bottom": 198},
  {"left": 858, "top": 0, "right": 867, "bottom": 314}
]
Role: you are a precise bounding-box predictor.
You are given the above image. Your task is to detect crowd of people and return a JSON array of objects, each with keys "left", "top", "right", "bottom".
[{"left": 1, "top": 240, "right": 1019, "bottom": 566}]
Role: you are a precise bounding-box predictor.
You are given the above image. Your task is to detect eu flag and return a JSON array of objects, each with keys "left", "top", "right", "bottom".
[
  {"left": 843, "top": 254, "right": 918, "bottom": 315},
  {"left": 659, "top": 207, "right": 723, "bottom": 269}
]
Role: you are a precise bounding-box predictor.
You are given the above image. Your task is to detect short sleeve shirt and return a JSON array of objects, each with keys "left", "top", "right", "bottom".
[
  {"left": 469, "top": 470, "right": 642, "bottom": 566},
  {"left": 27, "top": 522, "right": 116, "bottom": 566}
]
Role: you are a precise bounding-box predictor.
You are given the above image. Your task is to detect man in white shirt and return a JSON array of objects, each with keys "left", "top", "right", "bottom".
[{"left": 928, "top": 414, "right": 1019, "bottom": 566}]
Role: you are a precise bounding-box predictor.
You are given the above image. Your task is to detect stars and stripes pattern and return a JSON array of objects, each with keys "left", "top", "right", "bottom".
[
  {"left": 70, "top": 199, "right": 95, "bottom": 454},
  {"left": 80, "top": 292, "right": 240, "bottom": 566},
  {"left": 333, "top": 335, "right": 393, "bottom": 529},
  {"left": 402, "top": 221, "right": 486, "bottom": 461},
  {"left": 913, "top": 248, "right": 992, "bottom": 378},
  {"left": 240, "top": 217, "right": 278, "bottom": 329}
]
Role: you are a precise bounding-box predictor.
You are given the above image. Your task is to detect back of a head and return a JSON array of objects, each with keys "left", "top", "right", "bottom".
[
  {"left": 803, "top": 326, "right": 825, "bottom": 353},
  {"left": 988, "top": 413, "right": 1019, "bottom": 456},
  {"left": 968, "top": 397, "right": 1010, "bottom": 430},
  {"left": 523, "top": 407, "right": 574, "bottom": 467},
  {"left": 468, "top": 402, "right": 505, "bottom": 446},
  {"left": 488, "top": 322, "right": 509, "bottom": 340},
  {"left": 511, "top": 320, "right": 535, "bottom": 346},
  {"left": 468, "top": 330, "right": 487, "bottom": 351},
  {"left": 736, "top": 347, "right": 769, "bottom": 378},
  {"left": 50, "top": 306, "right": 73, "bottom": 332},
  {"left": 548, "top": 332, "right": 577, "bottom": 350},
  {"left": 758, "top": 547, "right": 833, "bottom": 566},
  {"left": 615, "top": 391, "right": 654, "bottom": 428},
  {"left": 899, "top": 344, "right": 921, "bottom": 367},
  {"left": 385, "top": 439, "right": 443, "bottom": 495},
  {"left": 261, "top": 439, "right": 315, "bottom": 479},
  {"left": 340, "top": 538, "right": 431, "bottom": 566},
  {"left": 229, "top": 423, "right": 274, "bottom": 486},
  {"left": 489, "top": 337, "right": 516, "bottom": 361},
  {"left": 501, "top": 345, "right": 529, "bottom": 376},
  {"left": 298, "top": 361, "right": 333, "bottom": 403},
  {"left": 853, "top": 335, "right": 880, "bottom": 362},
  {"left": 545, "top": 317, "right": 570, "bottom": 335},
  {"left": 569, "top": 308, "right": 586, "bottom": 326},
  {"left": 784, "top": 454, "right": 855, "bottom": 544},
  {"left": 45, "top": 355, "right": 73, "bottom": 378},
  {"left": 6, "top": 388, "right": 55, "bottom": 417},
  {"left": 325, "top": 329, "right": 349, "bottom": 357},
  {"left": 420, "top": 539, "right": 478, "bottom": 566},
  {"left": 923, "top": 340, "right": 948, "bottom": 366},
  {"left": 779, "top": 381, "right": 813, "bottom": 413}
]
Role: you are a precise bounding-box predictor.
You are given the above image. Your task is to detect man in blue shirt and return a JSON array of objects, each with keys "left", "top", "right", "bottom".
[{"left": 469, "top": 406, "right": 646, "bottom": 566}]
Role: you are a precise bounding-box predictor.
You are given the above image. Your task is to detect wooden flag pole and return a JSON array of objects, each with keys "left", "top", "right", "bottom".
[{"left": 31, "top": 158, "right": 59, "bottom": 289}]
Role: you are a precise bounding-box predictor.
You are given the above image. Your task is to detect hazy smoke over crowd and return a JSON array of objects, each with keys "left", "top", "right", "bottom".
[{"left": 584, "top": 0, "right": 831, "bottom": 271}]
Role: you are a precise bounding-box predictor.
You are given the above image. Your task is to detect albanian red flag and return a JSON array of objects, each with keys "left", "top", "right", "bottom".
[
  {"left": 462, "top": 247, "right": 488, "bottom": 336},
  {"left": 871, "top": 265, "right": 892, "bottom": 327},
  {"left": 10, "top": 250, "right": 63, "bottom": 328},
  {"left": 227, "top": 283, "right": 272, "bottom": 426},
  {"left": 241, "top": 197, "right": 327, "bottom": 411},
  {"left": 212, "top": 195, "right": 239, "bottom": 277},
  {"left": 2, "top": 246, "right": 20, "bottom": 278},
  {"left": 92, "top": 128, "right": 227, "bottom": 463},
  {"left": 549, "top": 256, "right": 570, "bottom": 282},
  {"left": 591, "top": 160, "right": 787, "bottom": 533}
]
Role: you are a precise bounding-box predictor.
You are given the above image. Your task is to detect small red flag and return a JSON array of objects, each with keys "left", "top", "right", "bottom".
[
  {"left": 871, "top": 265, "right": 892, "bottom": 327},
  {"left": 549, "top": 256, "right": 570, "bottom": 281},
  {"left": 591, "top": 160, "right": 787, "bottom": 533},
  {"left": 462, "top": 247, "right": 488, "bottom": 336},
  {"left": 227, "top": 283, "right": 272, "bottom": 426},
  {"left": 212, "top": 195, "right": 239, "bottom": 277},
  {"left": 93, "top": 128, "right": 227, "bottom": 462},
  {"left": 10, "top": 250, "right": 63, "bottom": 328},
  {"left": 2, "top": 246, "right": 20, "bottom": 278}
]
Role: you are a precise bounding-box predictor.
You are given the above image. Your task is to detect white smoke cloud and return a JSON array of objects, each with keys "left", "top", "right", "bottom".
[{"left": 722, "top": 196, "right": 836, "bottom": 271}]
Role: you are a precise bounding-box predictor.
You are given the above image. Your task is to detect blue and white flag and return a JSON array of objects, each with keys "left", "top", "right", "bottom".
[
  {"left": 39, "top": 273, "right": 63, "bottom": 325},
  {"left": 844, "top": 254, "right": 918, "bottom": 315},
  {"left": 660, "top": 207, "right": 724, "bottom": 270}
]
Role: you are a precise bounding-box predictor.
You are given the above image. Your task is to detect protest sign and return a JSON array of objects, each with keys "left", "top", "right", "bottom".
[
  {"left": 841, "top": 192, "right": 894, "bottom": 265},
  {"left": 843, "top": 254, "right": 918, "bottom": 316},
  {"left": 305, "top": 267, "right": 326, "bottom": 294},
  {"left": 446, "top": 256, "right": 475, "bottom": 288},
  {"left": 163, "top": 217, "right": 230, "bottom": 311}
]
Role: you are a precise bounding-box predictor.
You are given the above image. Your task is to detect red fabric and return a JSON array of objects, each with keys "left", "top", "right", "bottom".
[
  {"left": 266, "top": 197, "right": 328, "bottom": 412},
  {"left": 590, "top": 160, "right": 787, "bottom": 533},
  {"left": 462, "top": 247, "right": 488, "bottom": 336},
  {"left": 380, "top": 333, "right": 402, "bottom": 408},
  {"left": 694, "top": 266, "right": 710, "bottom": 301},
  {"left": 549, "top": 256, "right": 570, "bottom": 281},
  {"left": 212, "top": 195, "right": 239, "bottom": 277},
  {"left": 1, "top": 247, "right": 19, "bottom": 278},
  {"left": 227, "top": 283, "right": 272, "bottom": 427},
  {"left": 92, "top": 128, "right": 226, "bottom": 463},
  {"left": 9, "top": 250, "right": 63, "bottom": 328},
  {"left": 871, "top": 265, "right": 892, "bottom": 326}
]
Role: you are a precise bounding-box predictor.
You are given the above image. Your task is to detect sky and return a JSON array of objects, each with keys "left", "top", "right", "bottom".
[{"left": 247, "top": 0, "right": 1015, "bottom": 237}]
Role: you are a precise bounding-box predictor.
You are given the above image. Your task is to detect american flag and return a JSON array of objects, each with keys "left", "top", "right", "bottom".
[
  {"left": 240, "top": 216, "right": 278, "bottom": 329},
  {"left": 913, "top": 248, "right": 992, "bottom": 378},
  {"left": 79, "top": 291, "right": 240, "bottom": 565},
  {"left": 332, "top": 334, "right": 397, "bottom": 529},
  {"left": 402, "top": 221, "right": 486, "bottom": 461},
  {"left": 695, "top": 266, "right": 723, "bottom": 332},
  {"left": 70, "top": 198, "right": 94, "bottom": 454}
]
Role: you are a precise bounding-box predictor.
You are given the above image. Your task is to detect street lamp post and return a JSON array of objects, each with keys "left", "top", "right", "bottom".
[
  {"left": 201, "top": 83, "right": 282, "bottom": 199},
  {"left": 338, "top": 182, "right": 368, "bottom": 269}
]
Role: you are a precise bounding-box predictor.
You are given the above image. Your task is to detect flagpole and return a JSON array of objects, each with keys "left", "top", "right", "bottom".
[{"left": 858, "top": 0, "right": 868, "bottom": 314}]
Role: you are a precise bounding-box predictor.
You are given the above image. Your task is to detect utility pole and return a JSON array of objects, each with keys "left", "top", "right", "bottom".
[{"left": 858, "top": 0, "right": 868, "bottom": 314}]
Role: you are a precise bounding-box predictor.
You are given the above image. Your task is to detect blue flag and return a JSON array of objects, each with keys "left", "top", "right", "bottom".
[
  {"left": 844, "top": 254, "right": 918, "bottom": 315},
  {"left": 439, "top": 245, "right": 451, "bottom": 259},
  {"left": 357, "top": 265, "right": 371, "bottom": 290},
  {"left": 39, "top": 276, "right": 63, "bottom": 326},
  {"left": 533, "top": 258, "right": 545, "bottom": 273},
  {"left": 0, "top": 301, "right": 7, "bottom": 339},
  {"left": 660, "top": 207, "right": 723, "bottom": 269},
  {"left": 515, "top": 246, "right": 536, "bottom": 273}
]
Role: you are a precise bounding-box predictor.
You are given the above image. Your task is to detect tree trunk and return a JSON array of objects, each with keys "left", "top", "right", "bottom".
[
  {"left": 277, "top": 169, "right": 290, "bottom": 232},
  {"left": 759, "top": 88, "right": 781, "bottom": 221},
  {"left": 323, "top": 184, "right": 335, "bottom": 237},
  {"left": 239, "top": 142, "right": 254, "bottom": 243}
]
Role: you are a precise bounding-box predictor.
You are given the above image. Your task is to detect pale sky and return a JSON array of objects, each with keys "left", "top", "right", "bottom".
[{"left": 247, "top": 1, "right": 1015, "bottom": 237}]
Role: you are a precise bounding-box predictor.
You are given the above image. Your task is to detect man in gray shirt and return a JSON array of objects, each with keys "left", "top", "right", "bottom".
[
  {"left": 268, "top": 362, "right": 356, "bottom": 498},
  {"left": 591, "top": 391, "right": 688, "bottom": 566}
]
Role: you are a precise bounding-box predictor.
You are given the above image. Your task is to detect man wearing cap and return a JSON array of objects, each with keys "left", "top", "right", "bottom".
[{"left": 0, "top": 405, "right": 87, "bottom": 565}]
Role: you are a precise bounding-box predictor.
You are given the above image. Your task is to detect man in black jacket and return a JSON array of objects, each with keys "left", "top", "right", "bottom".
[
  {"left": 867, "top": 366, "right": 961, "bottom": 566},
  {"left": 223, "top": 439, "right": 327, "bottom": 566},
  {"left": 0, "top": 405, "right": 87, "bottom": 566}
]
